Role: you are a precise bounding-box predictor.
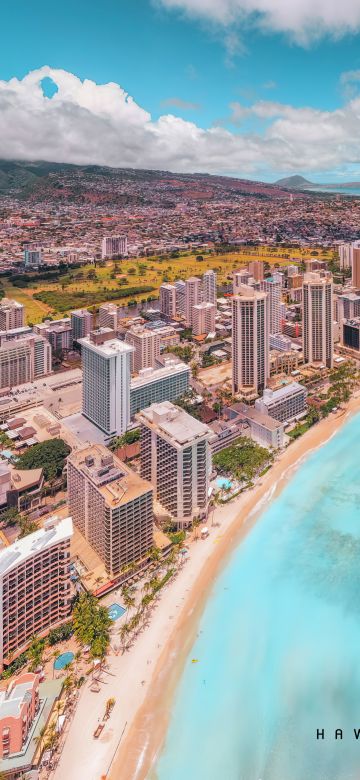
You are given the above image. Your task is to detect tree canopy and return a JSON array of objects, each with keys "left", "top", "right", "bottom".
[
  {"left": 16, "top": 438, "right": 71, "bottom": 481},
  {"left": 72, "top": 593, "right": 111, "bottom": 659}
]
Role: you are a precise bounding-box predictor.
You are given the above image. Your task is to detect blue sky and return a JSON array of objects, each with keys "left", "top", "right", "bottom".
[{"left": 2, "top": 0, "right": 360, "bottom": 181}]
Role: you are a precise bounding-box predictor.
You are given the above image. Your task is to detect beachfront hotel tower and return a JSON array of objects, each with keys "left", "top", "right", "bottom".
[
  {"left": 302, "top": 272, "right": 334, "bottom": 368},
  {"left": 79, "top": 328, "right": 133, "bottom": 437},
  {"left": 232, "top": 285, "right": 270, "bottom": 397},
  {"left": 68, "top": 444, "right": 153, "bottom": 575},
  {"left": 0, "top": 516, "right": 72, "bottom": 671},
  {"left": 137, "top": 401, "right": 212, "bottom": 528}
]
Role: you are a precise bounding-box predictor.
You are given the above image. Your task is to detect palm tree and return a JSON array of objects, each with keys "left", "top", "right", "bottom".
[{"left": 34, "top": 724, "right": 47, "bottom": 755}]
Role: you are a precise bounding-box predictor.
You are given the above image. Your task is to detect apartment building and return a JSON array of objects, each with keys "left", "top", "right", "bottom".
[
  {"left": 125, "top": 325, "right": 160, "bottom": 373},
  {"left": 337, "top": 292, "right": 360, "bottom": 323},
  {"left": 80, "top": 328, "right": 133, "bottom": 437},
  {"left": 303, "top": 272, "right": 333, "bottom": 368},
  {"left": 101, "top": 235, "right": 128, "bottom": 259},
  {"left": 261, "top": 277, "right": 282, "bottom": 334},
  {"left": 33, "top": 318, "right": 72, "bottom": 351},
  {"left": 192, "top": 302, "right": 216, "bottom": 336},
  {"left": 130, "top": 359, "right": 190, "bottom": 417},
  {"left": 233, "top": 270, "right": 254, "bottom": 293},
  {"left": 255, "top": 382, "right": 307, "bottom": 424},
  {"left": 175, "top": 280, "right": 186, "bottom": 316},
  {"left": 137, "top": 401, "right": 212, "bottom": 527},
  {"left": 0, "top": 334, "right": 51, "bottom": 390},
  {"left": 338, "top": 243, "right": 353, "bottom": 270},
  {"left": 232, "top": 285, "right": 270, "bottom": 396},
  {"left": 71, "top": 309, "right": 93, "bottom": 342},
  {"left": 248, "top": 261, "right": 264, "bottom": 282},
  {"left": 159, "top": 283, "right": 177, "bottom": 318},
  {"left": 0, "top": 672, "right": 40, "bottom": 759},
  {"left": 0, "top": 516, "right": 72, "bottom": 671},
  {"left": 68, "top": 445, "right": 153, "bottom": 575},
  {"left": 98, "top": 303, "right": 119, "bottom": 331},
  {"left": 0, "top": 300, "right": 24, "bottom": 332},
  {"left": 185, "top": 277, "right": 202, "bottom": 326},
  {"left": 23, "top": 247, "right": 42, "bottom": 267},
  {"left": 202, "top": 269, "right": 217, "bottom": 304}
]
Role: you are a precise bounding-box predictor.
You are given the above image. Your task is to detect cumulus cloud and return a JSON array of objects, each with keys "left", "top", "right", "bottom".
[
  {"left": 157, "top": 0, "right": 360, "bottom": 44},
  {"left": 2, "top": 65, "right": 360, "bottom": 177}
]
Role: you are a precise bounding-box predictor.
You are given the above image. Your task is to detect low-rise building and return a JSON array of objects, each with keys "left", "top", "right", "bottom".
[
  {"left": 255, "top": 382, "right": 307, "bottom": 424},
  {"left": 0, "top": 672, "right": 40, "bottom": 759},
  {"left": 225, "top": 403, "right": 285, "bottom": 450}
]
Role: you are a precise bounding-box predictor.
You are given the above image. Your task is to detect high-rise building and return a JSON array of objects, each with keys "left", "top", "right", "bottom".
[
  {"left": 23, "top": 247, "right": 42, "bottom": 267},
  {"left": 233, "top": 270, "right": 253, "bottom": 293},
  {"left": 101, "top": 235, "right": 128, "bottom": 259},
  {"left": 125, "top": 325, "right": 160, "bottom": 373},
  {"left": 71, "top": 309, "right": 93, "bottom": 342},
  {"left": 0, "top": 334, "right": 51, "bottom": 389},
  {"left": 248, "top": 261, "right": 264, "bottom": 282},
  {"left": 192, "top": 302, "right": 216, "bottom": 336},
  {"left": 0, "top": 300, "right": 24, "bottom": 332},
  {"left": 202, "top": 270, "right": 217, "bottom": 304},
  {"left": 68, "top": 445, "right": 153, "bottom": 575},
  {"left": 159, "top": 284, "right": 177, "bottom": 318},
  {"left": 80, "top": 328, "right": 133, "bottom": 437},
  {"left": 175, "top": 280, "right": 186, "bottom": 315},
  {"left": 302, "top": 273, "right": 333, "bottom": 368},
  {"left": 0, "top": 515, "right": 72, "bottom": 671},
  {"left": 137, "top": 401, "right": 212, "bottom": 527},
  {"left": 98, "top": 303, "right": 119, "bottom": 331},
  {"left": 232, "top": 285, "right": 270, "bottom": 396},
  {"left": 261, "top": 277, "right": 282, "bottom": 334},
  {"left": 185, "top": 277, "right": 202, "bottom": 326},
  {"left": 338, "top": 243, "right": 353, "bottom": 270},
  {"left": 352, "top": 247, "right": 360, "bottom": 288},
  {"left": 336, "top": 292, "right": 360, "bottom": 323},
  {"left": 130, "top": 359, "right": 190, "bottom": 417},
  {"left": 34, "top": 319, "right": 72, "bottom": 353},
  {"left": 342, "top": 318, "right": 360, "bottom": 351}
]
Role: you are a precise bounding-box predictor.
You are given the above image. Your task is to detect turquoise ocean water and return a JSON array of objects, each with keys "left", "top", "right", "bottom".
[{"left": 153, "top": 413, "right": 360, "bottom": 780}]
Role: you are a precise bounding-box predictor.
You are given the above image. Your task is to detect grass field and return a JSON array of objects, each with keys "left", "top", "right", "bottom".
[{"left": 0, "top": 246, "right": 334, "bottom": 324}]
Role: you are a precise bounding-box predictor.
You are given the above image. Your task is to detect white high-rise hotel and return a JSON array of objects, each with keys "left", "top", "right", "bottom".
[
  {"left": 80, "top": 328, "right": 133, "bottom": 437},
  {"left": 303, "top": 273, "right": 333, "bottom": 368},
  {"left": 232, "top": 285, "right": 270, "bottom": 396},
  {"left": 101, "top": 236, "right": 128, "bottom": 259}
]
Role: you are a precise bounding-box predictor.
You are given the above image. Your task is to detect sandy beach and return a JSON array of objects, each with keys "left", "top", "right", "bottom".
[{"left": 53, "top": 395, "right": 360, "bottom": 780}]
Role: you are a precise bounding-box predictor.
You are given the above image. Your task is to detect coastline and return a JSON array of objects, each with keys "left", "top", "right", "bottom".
[{"left": 110, "top": 394, "right": 360, "bottom": 780}]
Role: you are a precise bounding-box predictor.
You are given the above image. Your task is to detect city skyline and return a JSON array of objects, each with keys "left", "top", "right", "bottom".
[{"left": 2, "top": 1, "right": 360, "bottom": 181}]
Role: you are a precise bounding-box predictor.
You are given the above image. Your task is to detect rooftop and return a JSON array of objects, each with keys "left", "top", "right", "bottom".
[
  {"left": 138, "top": 400, "right": 211, "bottom": 446},
  {"left": 0, "top": 516, "right": 73, "bottom": 577},
  {"left": 79, "top": 330, "right": 134, "bottom": 357},
  {"left": 131, "top": 359, "right": 189, "bottom": 387},
  {"left": 69, "top": 444, "right": 153, "bottom": 508},
  {"left": 230, "top": 402, "right": 284, "bottom": 431},
  {"left": 261, "top": 381, "right": 307, "bottom": 403}
]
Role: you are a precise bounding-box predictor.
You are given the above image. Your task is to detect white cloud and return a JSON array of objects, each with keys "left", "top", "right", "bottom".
[
  {"left": 2, "top": 66, "right": 360, "bottom": 178},
  {"left": 160, "top": 96, "right": 201, "bottom": 110},
  {"left": 157, "top": 0, "right": 360, "bottom": 44}
]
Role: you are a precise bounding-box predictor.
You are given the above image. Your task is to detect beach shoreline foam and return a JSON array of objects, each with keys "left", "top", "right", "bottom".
[{"left": 108, "top": 394, "right": 360, "bottom": 780}]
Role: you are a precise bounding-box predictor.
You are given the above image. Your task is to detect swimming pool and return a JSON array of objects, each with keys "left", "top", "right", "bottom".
[
  {"left": 216, "top": 477, "right": 232, "bottom": 490},
  {"left": 108, "top": 603, "right": 125, "bottom": 621},
  {"left": 54, "top": 651, "right": 74, "bottom": 670}
]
